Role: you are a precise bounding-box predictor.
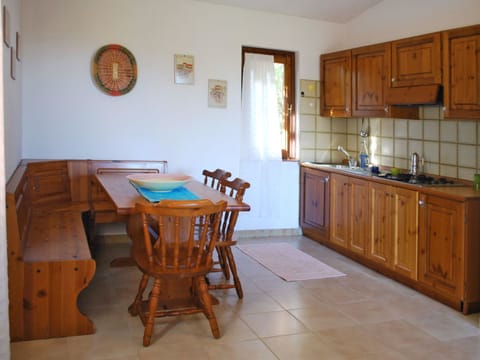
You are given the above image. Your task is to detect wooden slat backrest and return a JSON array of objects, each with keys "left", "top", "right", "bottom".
[
  {"left": 202, "top": 169, "right": 231, "bottom": 191},
  {"left": 135, "top": 199, "right": 227, "bottom": 276}
]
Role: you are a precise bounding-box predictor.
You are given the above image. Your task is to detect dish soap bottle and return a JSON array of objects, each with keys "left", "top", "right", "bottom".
[{"left": 359, "top": 139, "right": 369, "bottom": 169}]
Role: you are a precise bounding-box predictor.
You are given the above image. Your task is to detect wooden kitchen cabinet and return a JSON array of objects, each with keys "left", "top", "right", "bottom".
[
  {"left": 442, "top": 24, "right": 480, "bottom": 119},
  {"left": 368, "top": 183, "right": 418, "bottom": 279},
  {"left": 390, "top": 32, "right": 442, "bottom": 87},
  {"left": 320, "top": 50, "right": 351, "bottom": 118},
  {"left": 418, "top": 194, "right": 464, "bottom": 303},
  {"left": 300, "top": 167, "right": 330, "bottom": 241},
  {"left": 330, "top": 174, "right": 369, "bottom": 254},
  {"left": 351, "top": 43, "right": 391, "bottom": 117}
]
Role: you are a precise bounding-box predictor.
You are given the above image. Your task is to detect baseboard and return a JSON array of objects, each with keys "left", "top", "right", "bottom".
[{"left": 235, "top": 228, "right": 302, "bottom": 238}]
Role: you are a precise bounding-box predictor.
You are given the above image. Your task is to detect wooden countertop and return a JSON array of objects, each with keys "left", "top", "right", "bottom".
[{"left": 302, "top": 162, "right": 480, "bottom": 201}]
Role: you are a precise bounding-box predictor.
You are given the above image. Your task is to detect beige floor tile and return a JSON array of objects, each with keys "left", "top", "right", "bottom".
[
  {"left": 288, "top": 303, "right": 358, "bottom": 331},
  {"left": 205, "top": 339, "right": 278, "bottom": 359},
  {"left": 241, "top": 310, "right": 309, "bottom": 337},
  {"left": 263, "top": 333, "right": 348, "bottom": 359},
  {"left": 10, "top": 236, "right": 480, "bottom": 359},
  {"left": 334, "top": 299, "right": 403, "bottom": 324}
]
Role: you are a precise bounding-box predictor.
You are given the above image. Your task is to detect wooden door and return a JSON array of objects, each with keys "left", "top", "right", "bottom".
[
  {"left": 443, "top": 25, "right": 480, "bottom": 119},
  {"left": 368, "top": 182, "right": 392, "bottom": 266},
  {"left": 392, "top": 187, "right": 418, "bottom": 279},
  {"left": 330, "top": 174, "right": 349, "bottom": 248},
  {"left": 418, "top": 194, "right": 464, "bottom": 302},
  {"left": 390, "top": 32, "right": 441, "bottom": 87},
  {"left": 320, "top": 50, "right": 351, "bottom": 117},
  {"left": 349, "top": 177, "right": 369, "bottom": 255},
  {"left": 351, "top": 43, "right": 390, "bottom": 117}
]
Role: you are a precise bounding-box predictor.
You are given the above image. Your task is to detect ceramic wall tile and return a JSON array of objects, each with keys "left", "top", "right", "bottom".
[
  {"left": 300, "top": 97, "right": 317, "bottom": 115},
  {"left": 316, "top": 133, "right": 331, "bottom": 149},
  {"left": 408, "top": 120, "right": 423, "bottom": 139},
  {"left": 316, "top": 117, "right": 331, "bottom": 132},
  {"left": 300, "top": 80, "right": 316, "bottom": 97},
  {"left": 422, "top": 106, "right": 441, "bottom": 119},
  {"left": 423, "top": 120, "right": 439, "bottom": 141},
  {"left": 347, "top": 134, "right": 358, "bottom": 152},
  {"left": 458, "top": 144, "right": 476, "bottom": 168},
  {"left": 315, "top": 150, "right": 331, "bottom": 163},
  {"left": 381, "top": 118, "right": 394, "bottom": 137},
  {"left": 458, "top": 167, "right": 476, "bottom": 181},
  {"left": 440, "top": 121, "right": 457, "bottom": 142},
  {"left": 332, "top": 118, "right": 347, "bottom": 133},
  {"left": 331, "top": 133, "right": 347, "bottom": 149},
  {"left": 408, "top": 140, "right": 423, "bottom": 155},
  {"left": 458, "top": 121, "right": 477, "bottom": 144},
  {"left": 369, "top": 118, "right": 381, "bottom": 137},
  {"left": 347, "top": 118, "right": 358, "bottom": 134},
  {"left": 381, "top": 138, "right": 394, "bottom": 156},
  {"left": 300, "top": 115, "right": 316, "bottom": 131},
  {"left": 300, "top": 132, "right": 316, "bottom": 148},
  {"left": 424, "top": 162, "right": 439, "bottom": 175},
  {"left": 394, "top": 119, "right": 408, "bottom": 138},
  {"left": 300, "top": 149, "right": 315, "bottom": 162},
  {"left": 440, "top": 164, "right": 457, "bottom": 178},
  {"left": 440, "top": 143, "right": 457, "bottom": 165},
  {"left": 424, "top": 141, "right": 439, "bottom": 163},
  {"left": 394, "top": 158, "right": 408, "bottom": 169},
  {"left": 394, "top": 139, "right": 408, "bottom": 158}
]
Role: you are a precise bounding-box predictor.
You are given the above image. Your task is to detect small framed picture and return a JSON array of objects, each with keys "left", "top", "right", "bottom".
[
  {"left": 208, "top": 79, "right": 227, "bottom": 108},
  {"left": 3, "top": 5, "right": 10, "bottom": 47},
  {"left": 10, "top": 47, "right": 15, "bottom": 80},
  {"left": 174, "top": 54, "right": 194, "bottom": 85}
]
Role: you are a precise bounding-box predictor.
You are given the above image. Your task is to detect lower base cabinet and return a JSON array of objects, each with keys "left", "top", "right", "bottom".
[
  {"left": 418, "top": 194, "right": 468, "bottom": 307},
  {"left": 368, "top": 183, "right": 418, "bottom": 280},
  {"left": 300, "top": 165, "right": 480, "bottom": 314}
]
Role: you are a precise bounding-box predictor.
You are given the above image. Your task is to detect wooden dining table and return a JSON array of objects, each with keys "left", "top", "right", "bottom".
[
  {"left": 94, "top": 172, "right": 251, "bottom": 307},
  {"left": 94, "top": 172, "right": 250, "bottom": 266},
  {"left": 95, "top": 173, "right": 251, "bottom": 214}
]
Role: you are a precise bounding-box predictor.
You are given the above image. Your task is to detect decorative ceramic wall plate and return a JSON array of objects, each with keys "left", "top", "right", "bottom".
[{"left": 93, "top": 44, "right": 137, "bottom": 96}]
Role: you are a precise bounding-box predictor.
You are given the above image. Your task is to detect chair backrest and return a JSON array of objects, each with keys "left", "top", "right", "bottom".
[
  {"left": 135, "top": 199, "right": 227, "bottom": 276},
  {"left": 202, "top": 169, "right": 231, "bottom": 191},
  {"left": 218, "top": 177, "right": 251, "bottom": 241}
]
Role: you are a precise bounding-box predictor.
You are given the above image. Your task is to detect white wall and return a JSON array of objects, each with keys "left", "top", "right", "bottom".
[
  {"left": 19, "top": 0, "right": 345, "bottom": 231},
  {"left": 345, "top": 0, "right": 480, "bottom": 49}
]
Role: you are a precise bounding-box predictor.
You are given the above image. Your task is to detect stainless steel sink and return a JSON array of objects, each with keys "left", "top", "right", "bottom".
[{"left": 303, "top": 162, "right": 371, "bottom": 175}]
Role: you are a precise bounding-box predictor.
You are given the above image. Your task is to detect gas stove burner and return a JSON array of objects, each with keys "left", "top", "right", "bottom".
[{"left": 379, "top": 173, "right": 464, "bottom": 187}]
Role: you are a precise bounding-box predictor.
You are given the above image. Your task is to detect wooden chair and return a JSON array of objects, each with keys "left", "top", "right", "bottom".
[
  {"left": 202, "top": 168, "right": 231, "bottom": 191},
  {"left": 208, "top": 177, "right": 250, "bottom": 299},
  {"left": 127, "top": 199, "right": 227, "bottom": 346}
]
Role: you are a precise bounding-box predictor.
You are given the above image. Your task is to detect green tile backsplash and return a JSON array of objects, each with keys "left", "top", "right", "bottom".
[{"left": 299, "top": 79, "right": 479, "bottom": 180}]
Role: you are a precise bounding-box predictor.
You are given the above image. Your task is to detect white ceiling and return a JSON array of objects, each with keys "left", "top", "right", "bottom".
[{"left": 193, "top": 0, "right": 383, "bottom": 23}]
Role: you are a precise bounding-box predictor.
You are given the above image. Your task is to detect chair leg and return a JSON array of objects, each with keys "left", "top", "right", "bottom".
[
  {"left": 225, "top": 247, "right": 243, "bottom": 299},
  {"left": 143, "top": 279, "right": 161, "bottom": 347},
  {"left": 128, "top": 273, "right": 149, "bottom": 316},
  {"left": 217, "top": 246, "right": 230, "bottom": 280},
  {"left": 195, "top": 276, "right": 220, "bottom": 339}
]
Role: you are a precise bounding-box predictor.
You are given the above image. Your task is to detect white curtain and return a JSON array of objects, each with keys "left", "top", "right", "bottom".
[
  {"left": 241, "top": 53, "right": 282, "bottom": 161},
  {"left": 240, "top": 53, "right": 282, "bottom": 218}
]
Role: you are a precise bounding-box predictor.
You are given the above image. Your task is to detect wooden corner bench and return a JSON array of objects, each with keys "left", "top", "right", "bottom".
[{"left": 6, "top": 159, "right": 168, "bottom": 341}]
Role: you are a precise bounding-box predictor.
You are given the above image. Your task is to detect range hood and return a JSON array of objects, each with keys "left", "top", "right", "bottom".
[{"left": 385, "top": 84, "right": 443, "bottom": 105}]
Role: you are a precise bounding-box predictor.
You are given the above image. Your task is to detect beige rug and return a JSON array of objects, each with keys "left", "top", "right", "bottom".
[{"left": 237, "top": 242, "right": 346, "bottom": 281}]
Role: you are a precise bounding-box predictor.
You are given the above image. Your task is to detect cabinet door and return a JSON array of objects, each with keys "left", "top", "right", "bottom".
[
  {"left": 320, "top": 50, "right": 351, "bottom": 117},
  {"left": 368, "top": 182, "right": 392, "bottom": 266},
  {"left": 352, "top": 43, "right": 390, "bottom": 117},
  {"left": 392, "top": 187, "right": 418, "bottom": 280},
  {"left": 330, "top": 174, "right": 349, "bottom": 248},
  {"left": 301, "top": 168, "right": 329, "bottom": 229},
  {"left": 391, "top": 32, "right": 441, "bottom": 87},
  {"left": 419, "top": 195, "right": 464, "bottom": 301},
  {"left": 349, "top": 177, "right": 369, "bottom": 255},
  {"left": 443, "top": 25, "right": 480, "bottom": 119}
]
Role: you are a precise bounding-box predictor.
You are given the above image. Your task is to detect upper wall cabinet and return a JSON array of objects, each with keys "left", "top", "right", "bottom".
[
  {"left": 320, "top": 50, "right": 351, "bottom": 118},
  {"left": 443, "top": 25, "right": 480, "bottom": 119},
  {"left": 351, "top": 43, "right": 390, "bottom": 117},
  {"left": 390, "top": 32, "right": 442, "bottom": 87}
]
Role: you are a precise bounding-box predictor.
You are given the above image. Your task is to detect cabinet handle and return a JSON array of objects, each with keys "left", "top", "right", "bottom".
[
  {"left": 329, "top": 109, "right": 334, "bottom": 116},
  {"left": 345, "top": 107, "right": 349, "bottom": 112},
  {"left": 391, "top": 77, "right": 396, "bottom": 83},
  {"left": 324, "top": 177, "right": 330, "bottom": 183},
  {"left": 384, "top": 105, "right": 389, "bottom": 113},
  {"left": 442, "top": 106, "right": 447, "bottom": 112},
  {"left": 418, "top": 200, "right": 425, "bottom": 207}
]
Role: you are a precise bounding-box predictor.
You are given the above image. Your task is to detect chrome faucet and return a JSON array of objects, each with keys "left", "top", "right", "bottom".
[
  {"left": 338, "top": 146, "right": 356, "bottom": 167},
  {"left": 410, "top": 152, "right": 419, "bottom": 176}
]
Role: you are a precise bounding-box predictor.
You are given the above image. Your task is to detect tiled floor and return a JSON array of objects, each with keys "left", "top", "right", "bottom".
[{"left": 10, "top": 235, "right": 480, "bottom": 359}]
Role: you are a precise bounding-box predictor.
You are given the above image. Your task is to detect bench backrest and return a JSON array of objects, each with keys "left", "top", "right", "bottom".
[{"left": 6, "top": 165, "right": 32, "bottom": 258}]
